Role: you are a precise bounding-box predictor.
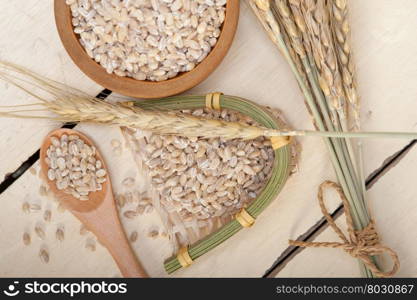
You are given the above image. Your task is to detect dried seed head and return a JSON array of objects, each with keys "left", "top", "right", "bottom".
[{"left": 255, "top": 0, "right": 270, "bottom": 11}]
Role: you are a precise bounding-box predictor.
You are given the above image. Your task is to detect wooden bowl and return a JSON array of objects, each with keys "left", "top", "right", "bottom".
[{"left": 54, "top": 0, "right": 239, "bottom": 99}]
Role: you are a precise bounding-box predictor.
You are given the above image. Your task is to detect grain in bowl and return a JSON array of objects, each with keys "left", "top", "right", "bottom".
[{"left": 66, "top": 0, "right": 227, "bottom": 81}]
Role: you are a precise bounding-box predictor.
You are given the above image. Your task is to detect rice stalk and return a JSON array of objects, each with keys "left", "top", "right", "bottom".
[
  {"left": 327, "top": 1, "right": 371, "bottom": 275},
  {"left": 272, "top": 0, "right": 366, "bottom": 229},
  {"left": 252, "top": 1, "right": 363, "bottom": 238},
  {"left": 328, "top": 0, "right": 365, "bottom": 192},
  {"left": 299, "top": 0, "right": 367, "bottom": 224},
  {"left": 328, "top": 0, "right": 359, "bottom": 129},
  {"left": 247, "top": 0, "right": 398, "bottom": 277}
]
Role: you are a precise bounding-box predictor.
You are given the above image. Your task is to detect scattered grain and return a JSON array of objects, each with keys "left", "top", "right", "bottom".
[
  {"left": 43, "top": 210, "right": 52, "bottom": 222},
  {"left": 23, "top": 232, "right": 31, "bottom": 246},
  {"left": 129, "top": 231, "right": 138, "bottom": 243},
  {"left": 56, "top": 227, "right": 65, "bottom": 242},
  {"left": 34, "top": 224, "right": 45, "bottom": 240},
  {"left": 85, "top": 238, "right": 96, "bottom": 252},
  {"left": 123, "top": 210, "right": 138, "bottom": 219},
  {"left": 39, "top": 248, "right": 49, "bottom": 264}
]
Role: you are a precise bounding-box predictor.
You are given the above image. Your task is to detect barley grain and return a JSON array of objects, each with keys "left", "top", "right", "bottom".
[
  {"left": 23, "top": 232, "right": 31, "bottom": 246},
  {"left": 68, "top": 0, "right": 226, "bottom": 81},
  {"left": 30, "top": 167, "right": 37, "bottom": 175},
  {"left": 45, "top": 134, "right": 106, "bottom": 200},
  {"left": 85, "top": 238, "right": 96, "bottom": 252},
  {"left": 22, "top": 202, "right": 30, "bottom": 214},
  {"left": 136, "top": 108, "right": 274, "bottom": 223},
  {"left": 147, "top": 228, "right": 159, "bottom": 239},
  {"left": 39, "top": 248, "right": 49, "bottom": 264},
  {"left": 56, "top": 227, "right": 65, "bottom": 242},
  {"left": 122, "top": 177, "right": 135, "bottom": 188},
  {"left": 129, "top": 231, "right": 138, "bottom": 243},
  {"left": 123, "top": 210, "right": 138, "bottom": 219},
  {"left": 43, "top": 210, "right": 52, "bottom": 222},
  {"left": 34, "top": 224, "right": 45, "bottom": 240},
  {"left": 57, "top": 202, "right": 66, "bottom": 213}
]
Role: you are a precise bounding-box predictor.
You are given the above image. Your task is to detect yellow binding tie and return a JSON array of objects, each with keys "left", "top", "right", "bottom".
[
  {"left": 270, "top": 136, "right": 292, "bottom": 150},
  {"left": 177, "top": 247, "right": 193, "bottom": 268},
  {"left": 121, "top": 101, "right": 135, "bottom": 107},
  {"left": 205, "top": 92, "right": 223, "bottom": 110},
  {"left": 235, "top": 208, "right": 255, "bottom": 228}
]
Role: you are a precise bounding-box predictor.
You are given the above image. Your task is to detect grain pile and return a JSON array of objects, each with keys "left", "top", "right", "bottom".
[
  {"left": 45, "top": 134, "right": 107, "bottom": 200},
  {"left": 123, "top": 108, "right": 276, "bottom": 247},
  {"left": 66, "top": 0, "right": 227, "bottom": 81}
]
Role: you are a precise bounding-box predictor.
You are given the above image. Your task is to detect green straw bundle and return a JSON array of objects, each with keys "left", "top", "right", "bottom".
[{"left": 132, "top": 95, "right": 292, "bottom": 273}]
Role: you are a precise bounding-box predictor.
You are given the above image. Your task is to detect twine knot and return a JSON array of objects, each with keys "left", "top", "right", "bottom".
[{"left": 289, "top": 181, "right": 400, "bottom": 278}]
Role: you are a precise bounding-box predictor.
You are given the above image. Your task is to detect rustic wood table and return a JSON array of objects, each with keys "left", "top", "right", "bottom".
[{"left": 0, "top": 0, "right": 416, "bottom": 277}]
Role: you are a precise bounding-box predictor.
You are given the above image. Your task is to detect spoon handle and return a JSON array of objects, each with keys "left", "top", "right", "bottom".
[
  {"left": 103, "top": 227, "right": 148, "bottom": 278},
  {"left": 75, "top": 193, "right": 148, "bottom": 278}
]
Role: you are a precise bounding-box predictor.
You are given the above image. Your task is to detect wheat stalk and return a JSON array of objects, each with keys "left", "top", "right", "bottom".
[
  {"left": 327, "top": 4, "right": 369, "bottom": 275},
  {"left": 2, "top": 60, "right": 416, "bottom": 142},
  {"left": 0, "top": 63, "right": 262, "bottom": 139}
]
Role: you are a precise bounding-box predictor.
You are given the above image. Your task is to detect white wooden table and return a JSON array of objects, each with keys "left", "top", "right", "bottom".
[{"left": 0, "top": 0, "right": 416, "bottom": 277}]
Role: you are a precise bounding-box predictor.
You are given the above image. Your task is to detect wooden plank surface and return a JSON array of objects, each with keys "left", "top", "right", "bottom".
[
  {"left": 277, "top": 146, "right": 417, "bottom": 277},
  {"left": 0, "top": 1, "right": 340, "bottom": 278},
  {"left": 0, "top": 0, "right": 102, "bottom": 181},
  {"left": 0, "top": 0, "right": 416, "bottom": 277}
]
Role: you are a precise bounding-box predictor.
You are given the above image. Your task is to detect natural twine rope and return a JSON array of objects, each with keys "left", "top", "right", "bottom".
[{"left": 289, "top": 180, "right": 400, "bottom": 278}]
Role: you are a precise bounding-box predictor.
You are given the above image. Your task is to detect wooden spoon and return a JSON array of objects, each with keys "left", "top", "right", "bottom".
[{"left": 40, "top": 128, "right": 148, "bottom": 278}]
